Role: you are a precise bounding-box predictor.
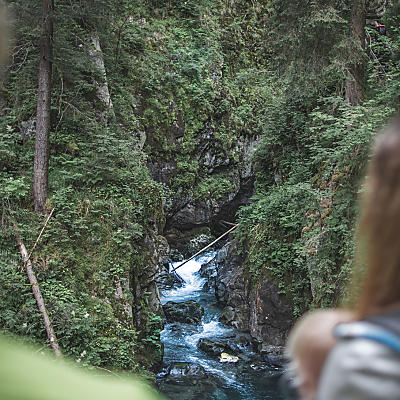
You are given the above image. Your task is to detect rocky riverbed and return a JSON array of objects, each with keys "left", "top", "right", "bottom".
[{"left": 156, "top": 252, "right": 285, "bottom": 400}]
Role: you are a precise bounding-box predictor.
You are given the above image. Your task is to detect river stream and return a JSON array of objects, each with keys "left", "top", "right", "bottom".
[{"left": 157, "top": 252, "right": 284, "bottom": 400}]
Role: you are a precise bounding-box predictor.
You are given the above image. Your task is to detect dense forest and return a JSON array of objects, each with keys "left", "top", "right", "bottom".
[{"left": 0, "top": 0, "right": 399, "bottom": 381}]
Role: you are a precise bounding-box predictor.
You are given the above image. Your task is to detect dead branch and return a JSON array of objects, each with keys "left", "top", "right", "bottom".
[{"left": 13, "top": 220, "right": 61, "bottom": 357}]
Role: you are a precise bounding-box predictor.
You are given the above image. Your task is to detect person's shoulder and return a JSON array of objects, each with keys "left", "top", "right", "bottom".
[
  {"left": 332, "top": 336, "right": 400, "bottom": 361},
  {"left": 317, "top": 338, "right": 400, "bottom": 400},
  {"left": 326, "top": 337, "right": 400, "bottom": 377}
]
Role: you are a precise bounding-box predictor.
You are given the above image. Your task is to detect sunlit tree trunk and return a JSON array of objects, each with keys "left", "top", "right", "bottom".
[
  {"left": 33, "top": 0, "right": 54, "bottom": 214},
  {"left": 89, "top": 33, "right": 114, "bottom": 122},
  {"left": 346, "top": 0, "right": 366, "bottom": 105}
]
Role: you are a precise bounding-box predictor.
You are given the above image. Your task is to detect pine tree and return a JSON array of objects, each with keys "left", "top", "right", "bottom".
[
  {"left": 346, "top": 0, "right": 367, "bottom": 105},
  {"left": 33, "top": 0, "right": 54, "bottom": 213}
]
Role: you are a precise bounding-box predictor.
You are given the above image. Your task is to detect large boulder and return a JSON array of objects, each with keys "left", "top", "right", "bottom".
[
  {"left": 163, "top": 300, "right": 204, "bottom": 324},
  {"left": 197, "top": 338, "right": 228, "bottom": 356},
  {"left": 197, "top": 336, "right": 257, "bottom": 362},
  {"left": 258, "top": 344, "right": 286, "bottom": 368},
  {"left": 165, "top": 362, "right": 208, "bottom": 380},
  {"left": 158, "top": 364, "right": 221, "bottom": 399}
]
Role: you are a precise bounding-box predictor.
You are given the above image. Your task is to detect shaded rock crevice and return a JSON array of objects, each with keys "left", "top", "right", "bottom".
[{"left": 148, "top": 127, "right": 259, "bottom": 236}]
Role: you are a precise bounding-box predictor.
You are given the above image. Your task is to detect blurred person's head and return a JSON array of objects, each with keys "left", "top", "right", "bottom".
[
  {"left": 284, "top": 309, "right": 353, "bottom": 400},
  {"left": 356, "top": 117, "right": 400, "bottom": 317}
]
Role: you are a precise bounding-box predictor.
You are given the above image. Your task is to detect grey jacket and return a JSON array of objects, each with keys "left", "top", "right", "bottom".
[{"left": 317, "top": 309, "right": 400, "bottom": 400}]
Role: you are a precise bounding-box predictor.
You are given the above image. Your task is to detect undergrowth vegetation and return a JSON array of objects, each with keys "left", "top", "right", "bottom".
[
  {"left": 0, "top": 0, "right": 167, "bottom": 372},
  {"left": 236, "top": 2, "right": 400, "bottom": 316},
  {"left": 1, "top": 0, "right": 399, "bottom": 374}
]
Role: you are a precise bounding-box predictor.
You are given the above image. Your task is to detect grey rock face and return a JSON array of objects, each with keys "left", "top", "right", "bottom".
[
  {"left": 198, "top": 256, "right": 217, "bottom": 292},
  {"left": 127, "top": 229, "right": 169, "bottom": 369},
  {"left": 167, "top": 201, "right": 214, "bottom": 231},
  {"left": 214, "top": 242, "right": 250, "bottom": 332},
  {"left": 188, "top": 233, "right": 213, "bottom": 253},
  {"left": 147, "top": 121, "right": 259, "bottom": 234},
  {"left": 163, "top": 300, "right": 204, "bottom": 324},
  {"left": 249, "top": 278, "right": 293, "bottom": 347},
  {"left": 134, "top": 232, "right": 170, "bottom": 328},
  {"left": 156, "top": 265, "right": 185, "bottom": 290},
  {"left": 204, "top": 241, "right": 294, "bottom": 348},
  {"left": 147, "top": 161, "right": 176, "bottom": 186}
]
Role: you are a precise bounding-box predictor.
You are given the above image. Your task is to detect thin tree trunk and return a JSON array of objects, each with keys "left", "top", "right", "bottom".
[
  {"left": 15, "top": 229, "right": 61, "bottom": 357},
  {"left": 89, "top": 33, "right": 114, "bottom": 121},
  {"left": 33, "top": 0, "right": 54, "bottom": 214},
  {"left": 346, "top": 0, "right": 366, "bottom": 105}
]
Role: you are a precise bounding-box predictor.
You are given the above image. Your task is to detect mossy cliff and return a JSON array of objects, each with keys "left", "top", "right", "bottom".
[
  {"left": 1, "top": 0, "right": 400, "bottom": 372},
  {"left": 1, "top": 0, "right": 267, "bottom": 372},
  {"left": 134, "top": 0, "right": 270, "bottom": 235}
]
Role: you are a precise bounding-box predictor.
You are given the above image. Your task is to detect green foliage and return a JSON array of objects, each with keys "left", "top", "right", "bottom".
[
  {"left": 0, "top": 258, "right": 140, "bottom": 370},
  {"left": 238, "top": 183, "right": 317, "bottom": 315},
  {"left": 365, "top": 4, "right": 400, "bottom": 109},
  {"left": 194, "top": 173, "right": 237, "bottom": 202},
  {"left": 236, "top": 11, "right": 399, "bottom": 312},
  {"left": 122, "top": 0, "right": 272, "bottom": 204},
  {"left": 138, "top": 312, "right": 163, "bottom": 368},
  {"left": 2, "top": 0, "right": 400, "bottom": 373},
  {"left": 0, "top": 0, "right": 275, "bottom": 372},
  {"left": 0, "top": 0, "right": 166, "bottom": 373},
  {"left": 269, "top": 0, "right": 350, "bottom": 96}
]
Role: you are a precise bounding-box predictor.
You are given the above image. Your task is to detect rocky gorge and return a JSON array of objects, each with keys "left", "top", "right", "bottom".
[
  {"left": 1, "top": 1, "right": 395, "bottom": 394},
  {"left": 156, "top": 252, "right": 285, "bottom": 399},
  {"left": 145, "top": 112, "right": 295, "bottom": 375}
]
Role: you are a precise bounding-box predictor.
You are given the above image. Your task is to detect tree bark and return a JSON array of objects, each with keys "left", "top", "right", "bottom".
[
  {"left": 346, "top": 0, "right": 366, "bottom": 106},
  {"left": 33, "top": 0, "right": 54, "bottom": 214},
  {"left": 89, "top": 34, "right": 114, "bottom": 121},
  {"left": 15, "top": 229, "right": 61, "bottom": 357}
]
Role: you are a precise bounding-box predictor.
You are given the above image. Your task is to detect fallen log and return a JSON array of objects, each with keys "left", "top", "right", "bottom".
[
  {"left": 13, "top": 220, "right": 61, "bottom": 357},
  {"left": 170, "top": 224, "right": 238, "bottom": 274}
]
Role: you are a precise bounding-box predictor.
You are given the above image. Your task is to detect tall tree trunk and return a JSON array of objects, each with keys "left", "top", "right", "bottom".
[
  {"left": 33, "top": 0, "right": 54, "bottom": 214},
  {"left": 346, "top": 0, "right": 366, "bottom": 106},
  {"left": 15, "top": 229, "right": 61, "bottom": 357}
]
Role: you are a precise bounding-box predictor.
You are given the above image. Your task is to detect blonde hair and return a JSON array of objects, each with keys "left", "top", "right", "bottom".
[{"left": 355, "top": 118, "right": 400, "bottom": 317}]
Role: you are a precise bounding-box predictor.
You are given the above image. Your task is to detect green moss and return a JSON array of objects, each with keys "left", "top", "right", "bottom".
[{"left": 193, "top": 173, "right": 238, "bottom": 202}]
